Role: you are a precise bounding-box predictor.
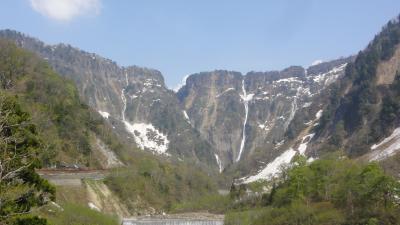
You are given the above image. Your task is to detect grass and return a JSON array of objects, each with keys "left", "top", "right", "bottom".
[
  {"left": 171, "top": 194, "right": 231, "bottom": 214},
  {"left": 35, "top": 203, "right": 120, "bottom": 225}
]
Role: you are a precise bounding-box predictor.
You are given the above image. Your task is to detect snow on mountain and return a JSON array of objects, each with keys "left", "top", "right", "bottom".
[
  {"left": 98, "top": 110, "right": 110, "bottom": 119},
  {"left": 369, "top": 127, "right": 400, "bottom": 161},
  {"left": 298, "top": 133, "right": 315, "bottom": 155},
  {"left": 311, "top": 63, "right": 347, "bottom": 86},
  {"left": 242, "top": 148, "right": 297, "bottom": 183},
  {"left": 311, "top": 59, "right": 324, "bottom": 66},
  {"left": 124, "top": 122, "right": 170, "bottom": 155},
  {"left": 173, "top": 74, "right": 189, "bottom": 92}
]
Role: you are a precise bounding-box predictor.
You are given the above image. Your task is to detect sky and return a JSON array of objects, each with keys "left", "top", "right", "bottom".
[{"left": 1, "top": 1, "right": 400, "bottom": 89}]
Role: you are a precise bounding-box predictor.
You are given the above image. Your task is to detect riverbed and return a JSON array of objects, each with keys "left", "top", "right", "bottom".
[{"left": 123, "top": 213, "right": 224, "bottom": 225}]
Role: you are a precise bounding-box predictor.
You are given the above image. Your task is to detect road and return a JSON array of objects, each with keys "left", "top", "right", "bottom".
[{"left": 37, "top": 169, "right": 108, "bottom": 186}]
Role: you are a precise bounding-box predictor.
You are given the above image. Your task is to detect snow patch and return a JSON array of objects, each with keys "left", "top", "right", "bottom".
[
  {"left": 173, "top": 74, "right": 189, "bottom": 92},
  {"left": 119, "top": 72, "right": 169, "bottom": 155},
  {"left": 369, "top": 127, "right": 400, "bottom": 161},
  {"left": 311, "top": 59, "right": 324, "bottom": 66},
  {"left": 307, "top": 157, "right": 316, "bottom": 163},
  {"left": 258, "top": 121, "right": 271, "bottom": 133},
  {"left": 216, "top": 88, "right": 235, "bottom": 98},
  {"left": 242, "top": 133, "right": 315, "bottom": 183},
  {"left": 315, "top": 110, "right": 323, "bottom": 120},
  {"left": 95, "top": 138, "right": 124, "bottom": 168},
  {"left": 242, "top": 148, "right": 297, "bottom": 183},
  {"left": 88, "top": 202, "right": 100, "bottom": 212},
  {"left": 51, "top": 201, "right": 63, "bottom": 211},
  {"left": 311, "top": 63, "right": 347, "bottom": 86},
  {"left": 124, "top": 122, "right": 170, "bottom": 155},
  {"left": 274, "top": 77, "right": 303, "bottom": 84},
  {"left": 98, "top": 110, "right": 110, "bottom": 119},
  {"left": 298, "top": 133, "right": 315, "bottom": 155},
  {"left": 143, "top": 78, "right": 162, "bottom": 88},
  {"left": 275, "top": 140, "right": 285, "bottom": 149},
  {"left": 304, "top": 120, "right": 313, "bottom": 126}
]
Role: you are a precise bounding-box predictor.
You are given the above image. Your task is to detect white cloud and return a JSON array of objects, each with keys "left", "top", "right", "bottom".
[{"left": 29, "top": 0, "right": 101, "bottom": 22}]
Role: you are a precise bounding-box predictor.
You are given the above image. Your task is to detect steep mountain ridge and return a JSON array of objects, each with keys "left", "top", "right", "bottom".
[
  {"left": 311, "top": 16, "right": 400, "bottom": 158},
  {"left": 0, "top": 40, "right": 221, "bottom": 216},
  {"left": 241, "top": 15, "right": 400, "bottom": 182},
  {"left": 0, "top": 30, "right": 216, "bottom": 167},
  {"left": 177, "top": 59, "right": 352, "bottom": 171},
  {"left": 0, "top": 29, "right": 354, "bottom": 174}
]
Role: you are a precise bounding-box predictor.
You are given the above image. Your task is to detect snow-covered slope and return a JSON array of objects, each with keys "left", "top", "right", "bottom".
[{"left": 368, "top": 127, "right": 400, "bottom": 161}]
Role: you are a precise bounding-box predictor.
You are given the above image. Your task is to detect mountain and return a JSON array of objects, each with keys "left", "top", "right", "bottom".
[
  {"left": 0, "top": 39, "right": 220, "bottom": 217},
  {"left": 0, "top": 30, "right": 216, "bottom": 169},
  {"left": 241, "top": 15, "right": 400, "bottom": 182},
  {"left": 0, "top": 30, "right": 356, "bottom": 174},
  {"left": 177, "top": 58, "right": 352, "bottom": 171},
  {"left": 313, "top": 16, "right": 400, "bottom": 161},
  {"left": 0, "top": 38, "right": 117, "bottom": 167}
]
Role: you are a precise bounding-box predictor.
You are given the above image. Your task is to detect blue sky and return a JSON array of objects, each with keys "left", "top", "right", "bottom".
[{"left": 1, "top": 1, "right": 400, "bottom": 88}]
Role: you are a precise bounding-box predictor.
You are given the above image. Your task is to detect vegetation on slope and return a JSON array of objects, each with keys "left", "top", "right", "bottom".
[
  {"left": 315, "top": 15, "right": 400, "bottom": 156},
  {"left": 34, "top": 203, "right": 119, "bottom": 225},
  {"left": 0, "top": 93, "right": 55, "bottom": 224},
  {"left": 0, "top": 39, "right": 220, "bottom": 218},
  {"left": 0, "top": 38, "right": 108, "bottom": 166},
  {"left": 225, "top": 154, "right": 400, "bottom": 225},
  {"left": 104, "top": 159, "right": 218, "bottom": 214}
]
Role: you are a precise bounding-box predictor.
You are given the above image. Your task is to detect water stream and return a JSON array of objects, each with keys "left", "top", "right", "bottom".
[
  {"left": 121, "top": 72, "right": 129, "bottom": 121},
  {"left": 123, "top": 219, "right": 223, "bottom": 225},
  {"left": 236, "top": 79, "right": 253, "bottom": 162}
]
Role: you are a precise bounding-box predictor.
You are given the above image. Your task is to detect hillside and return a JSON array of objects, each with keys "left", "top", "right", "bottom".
[
  {"left": 0, "top": 30, "right": 217, "bottom": 170},
  {"left": 240, "top": 15, "right": 400, "bottom": 183},
  {"left": 1, "top": 16, "right": 399, "bottom": 184},
  {"left": 0, "top": 40, "right": 219, "bottom": 219},
  {"left": 0, "top": 30, "right": 356, "bottom": 175},
  {"left": 177, "top": 59, "right": 352, "bottom": 173},
  {"left": 313, "top": 16, "right": 400, "bottom": 158}
]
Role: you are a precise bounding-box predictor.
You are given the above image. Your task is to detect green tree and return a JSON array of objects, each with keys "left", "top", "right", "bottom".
[{"left": 0, "top": 94, "right": 54, "bottom": 224}]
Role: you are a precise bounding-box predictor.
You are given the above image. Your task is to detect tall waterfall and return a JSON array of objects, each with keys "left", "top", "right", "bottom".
[
  {"left": 236, "top": 79, "right": 253, "bottom": 162},
  {"left": 121, "top": 72, "right": 129, "bottom": 121}
]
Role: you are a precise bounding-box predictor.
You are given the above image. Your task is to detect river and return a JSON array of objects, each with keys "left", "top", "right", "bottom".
[
  {"left": 122, "top": 219, "right": 223, "bottom": 225},
  {"left": 122, "top": 214, "right": 224, "bottom": 225}
]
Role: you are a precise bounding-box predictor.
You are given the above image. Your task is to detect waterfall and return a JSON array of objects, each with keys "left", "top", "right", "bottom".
[
  {"left": 236, "top": 80, "right": 253, "bottom": 162},
  {"left": 121, "top": 72, "right": 129, "bottom": 121}
]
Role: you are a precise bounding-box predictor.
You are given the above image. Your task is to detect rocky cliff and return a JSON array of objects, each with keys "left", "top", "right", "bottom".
[
  {"left": 0, "top": 30, "right": 216, "bottom": 167},
  {"left": 177, "top": 59, "right": 352, "bottom": 171}
]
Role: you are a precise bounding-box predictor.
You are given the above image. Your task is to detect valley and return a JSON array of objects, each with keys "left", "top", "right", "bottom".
[{"left": 1, "top": 7, "right": 400, "bottom": 225}]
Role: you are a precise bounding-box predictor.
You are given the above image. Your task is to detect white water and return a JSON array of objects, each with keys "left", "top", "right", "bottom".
[
  {"left": 236, "top": 80, "right": 254, "bottom": 162},
  {"left": 214, "top": 154, "right": 223, "bottom": 173},
  {"left": 123, "top": 219, "right": 223, "bottom": 225},
  {"left": 121, "top": 72, "right": 129, "bottom": 121}
]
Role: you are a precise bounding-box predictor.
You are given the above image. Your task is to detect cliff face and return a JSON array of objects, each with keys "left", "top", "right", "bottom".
[
  {"left": 0, "top": 29, "right": 355, "bottom": 174},
  {"left": 177, "top": 59, "right": 351, "bottom": 170},
  {"left": 0, "top": 30, "right": 216, "bottom": 167}
]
